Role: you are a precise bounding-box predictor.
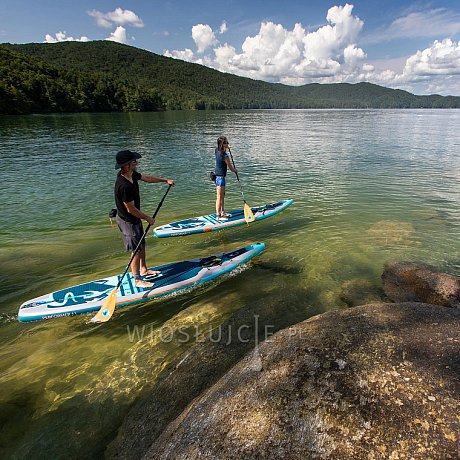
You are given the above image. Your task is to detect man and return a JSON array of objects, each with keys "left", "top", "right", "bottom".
[{"left": 114, "top": 150, "right": 174, "bottom": 289}]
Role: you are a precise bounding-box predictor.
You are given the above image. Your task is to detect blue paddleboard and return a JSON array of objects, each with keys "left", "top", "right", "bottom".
[
  {"left": 18, "top": 243, "right": 265, "bottom": 322},
  {"left": 153, "top": 199, "right": 293, "bottom": 238}
]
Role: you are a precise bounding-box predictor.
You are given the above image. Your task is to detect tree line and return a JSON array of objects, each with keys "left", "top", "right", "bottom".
[{"left": 1, "top": 41, "right": 459, "bottom": 115}]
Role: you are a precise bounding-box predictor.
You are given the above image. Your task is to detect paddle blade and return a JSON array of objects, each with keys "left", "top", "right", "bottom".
[
  {"left": 90, "top": 288, "right": 118, "bottom": 323},
  {"left": 244, "top": 203, "right": 255, "bottom": 223}
]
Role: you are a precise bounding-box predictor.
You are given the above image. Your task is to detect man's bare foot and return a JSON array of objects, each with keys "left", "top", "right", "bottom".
[
  {"left": 140, "top": 269, "right": 161, "bottom": 277},
  {"left": 135, "top": 278, "right": 154, "bottom": 289}
]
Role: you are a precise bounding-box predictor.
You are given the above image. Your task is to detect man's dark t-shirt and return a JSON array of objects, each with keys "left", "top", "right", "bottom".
[{"left": 114, "top": 171, "right": 142, "bottom": 224}]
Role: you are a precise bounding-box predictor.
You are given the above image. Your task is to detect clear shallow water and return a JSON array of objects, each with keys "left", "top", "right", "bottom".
[{"left": 1, "top": 110, "right": 459, "bottom": 457}]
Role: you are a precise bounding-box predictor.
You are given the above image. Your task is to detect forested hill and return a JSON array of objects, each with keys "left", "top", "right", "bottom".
[{"left": 2, "top": 40, "right": 460, "bottom": 114}]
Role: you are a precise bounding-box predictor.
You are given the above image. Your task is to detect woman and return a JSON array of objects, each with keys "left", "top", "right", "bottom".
[{"left": 214, "top": 136, "right": 238, "bottom": 220}]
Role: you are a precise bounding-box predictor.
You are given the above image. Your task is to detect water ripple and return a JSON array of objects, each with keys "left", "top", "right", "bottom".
[{"left": 0, "top": 109, "right": 459, "bottom": 456}]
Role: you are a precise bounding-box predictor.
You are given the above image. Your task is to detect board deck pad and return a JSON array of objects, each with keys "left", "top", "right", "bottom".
[
  {"left": 18, "top": 243, "right": 265, "bottom": 322},
  {"left": 153, "top": 199, "right": 293, "bottom": 238}
]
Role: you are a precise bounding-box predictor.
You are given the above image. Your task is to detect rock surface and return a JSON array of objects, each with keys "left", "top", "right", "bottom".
[
  {"left": 142, "top": 303, "right": 460, "bottom": 459},
  {"left": 105, "top": 287, "right": 319, "bottom": 459},
  {"left": 382, "top": 262, "right": 460, "bottom": 308}
]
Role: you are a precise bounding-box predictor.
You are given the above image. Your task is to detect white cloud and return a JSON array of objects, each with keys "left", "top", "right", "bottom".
[
  {"left": 43, "top": 27, "right": 131, "bottom": 45},
  {"left": 163, "top": 3, "right": 460, "bottom": 95},
  {"left": 219, "top": 21, "right": 228, "bottom": 34},
  {"left": 214, "top": 43, "right": 236, "bottom": 68},
  {"left": 302, "top": 4, "right": 363, "bottom": 61},
  {"left": 167, "top": 4, "right": 366, "bottom": 82},
  {"left": 365, "top": 8, "right": 460, "bottom": 43},
  {"left": 105, "top": 26, "right": 130, "bottom": 44},
  {"left": 362, "top": 63, "right": 374, "bottom": 72},
  {"left": 44, "top": 32, "right": 89, "bottom": 43},
  {"left": 239, "top": 21, "right": 302, "bottom": 75},
  {"left": 43, "top": 8, "right": 142, "bottom": 46},
  {"left": 402, "top": 39, "right": 460, "bottom": 78},
  {"left": 164, "top": 48, "right": 196, "bottom": 61},
  {"left": 343, "top": 44, "right": 366, "bottom": 67},
  {"left": 346, "top": 39, "right": 460, "bottom": 95},
  {"left": 423, "top": 76, "right": 460, "bottom": 96},
  {"left": 192, "top": 24, "right": 217, "bottom": 53},
  {"left": 87, "top": 8, "right": 144, "bottom": 29}
]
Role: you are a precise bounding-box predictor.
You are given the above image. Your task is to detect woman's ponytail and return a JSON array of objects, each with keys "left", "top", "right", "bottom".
[{"left": 217, "top": 136, "right": 228, "bottom": 158}]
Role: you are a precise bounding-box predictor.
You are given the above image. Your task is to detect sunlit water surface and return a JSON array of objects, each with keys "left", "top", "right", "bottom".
[{"left": 1, "top": 110, "right": 459, "bottom": 457}]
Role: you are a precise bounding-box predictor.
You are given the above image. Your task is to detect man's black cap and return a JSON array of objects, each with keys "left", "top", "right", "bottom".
[{"left": 115, "top": 150, "right": 142, "bottom": 169}]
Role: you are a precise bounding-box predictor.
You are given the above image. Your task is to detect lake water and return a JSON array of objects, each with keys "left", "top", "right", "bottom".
[{"left": 1, "top": 110, "right": 459, "bottom": 458}]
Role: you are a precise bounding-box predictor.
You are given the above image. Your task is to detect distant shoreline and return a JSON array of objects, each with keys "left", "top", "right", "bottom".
[{"left": 2, "top": 41, "right": 460, "bottom": 115}]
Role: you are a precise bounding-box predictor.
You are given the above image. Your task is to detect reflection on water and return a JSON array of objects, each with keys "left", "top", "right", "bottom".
[{"left": 1, "top": 109, "right": 459, "bottom": 457}]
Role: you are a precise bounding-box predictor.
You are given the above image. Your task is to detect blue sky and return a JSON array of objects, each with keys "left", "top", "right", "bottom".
[{"left": 1, "top": 1, "right": 460, "bottom": 95}]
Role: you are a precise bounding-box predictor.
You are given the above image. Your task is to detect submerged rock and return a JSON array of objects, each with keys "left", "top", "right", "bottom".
[
  {"left": 382, "top": 262, "right": 460, "bottom": 308},
  {"left": 142, "top": 303, "right": 460, "bottom": 459},
  {"left": 339, "top": 278, "right": 384, "bottom": 307},
  {"left": 367, "top": 221, "right": 414, "bottom": 246}
]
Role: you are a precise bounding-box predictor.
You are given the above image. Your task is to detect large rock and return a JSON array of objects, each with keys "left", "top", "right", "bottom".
[
  {"left": 382, "top": 262, "right": 460, "bottom": 308},
  {"left": 106, "top": 287, "right": 318, "bottom": 459},
  {"left": 144, "top": 303, "right": 460, "bottom": 459}
]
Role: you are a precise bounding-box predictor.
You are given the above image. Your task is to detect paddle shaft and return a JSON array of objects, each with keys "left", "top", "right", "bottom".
[
  {"left": 116, "top": 184, "right": 172, "bottom": 289},
  {"left": 228, "top": 148, "right": 248, "bottom": 203}
]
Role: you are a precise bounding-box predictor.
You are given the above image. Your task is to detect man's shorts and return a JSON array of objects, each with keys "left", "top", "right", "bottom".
[
  {"left": 215, "top": 175, "right": 226, "bottom": 187},
  {"left": 116, "top": 215, "right": 145, "bottom": 252}
]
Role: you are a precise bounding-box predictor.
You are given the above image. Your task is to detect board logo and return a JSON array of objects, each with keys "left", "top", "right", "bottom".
[
  {"left": 167, "top": 220, "right": 206, "bottom": 230},
  {"left": 47, "top": 281, "right": 115, "bottom": 308}
]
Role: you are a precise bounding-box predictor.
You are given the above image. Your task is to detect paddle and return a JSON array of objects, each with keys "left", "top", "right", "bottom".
[
  {"left": 228, "top": 147, "right": 255, "bottom": 223},
  {"left": 90, "top": 184, "right": 173, "bottom": 323}
]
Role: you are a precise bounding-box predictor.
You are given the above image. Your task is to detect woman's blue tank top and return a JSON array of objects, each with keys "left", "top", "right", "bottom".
[{"left": 214, "top": 148, "right": 228, "bottom": 176}]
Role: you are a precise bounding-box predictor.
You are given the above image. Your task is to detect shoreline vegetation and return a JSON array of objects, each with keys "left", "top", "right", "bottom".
[{"left": 1, "top": 41, "right": 460, "bottom": 115}]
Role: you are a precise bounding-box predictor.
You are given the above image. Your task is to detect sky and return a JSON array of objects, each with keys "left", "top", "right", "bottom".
[{"left": 1, "top": 1, "right": 460, "bottom": 96}]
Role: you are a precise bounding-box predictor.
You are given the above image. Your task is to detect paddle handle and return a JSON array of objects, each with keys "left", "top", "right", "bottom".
[{"left": 116, "top": 184, "right": 172, "bottom": 289}]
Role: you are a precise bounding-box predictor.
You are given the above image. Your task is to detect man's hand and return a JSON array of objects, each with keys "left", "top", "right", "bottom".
[
  {"left": 166, "top": 179, "right": 175, "bottom": 186},
  {"left": 146, "top": 216, "right": 156, "bottom": 226}
]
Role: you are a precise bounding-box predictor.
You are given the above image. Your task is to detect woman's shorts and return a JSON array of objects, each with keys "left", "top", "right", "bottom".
[
  {"left": 116, "top": 215, "right": 145, "bottom": 252},
  {"left": 215, "top": 175, "right": 226, "bottom": 187}
]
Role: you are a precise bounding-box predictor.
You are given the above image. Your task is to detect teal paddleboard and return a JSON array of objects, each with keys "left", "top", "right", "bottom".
[
  {"left": 18, "top": 243, "right": 265, "bottom": 322},
  {"left": 153, "top": 199, "right": 293, "bottom": 238}
]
